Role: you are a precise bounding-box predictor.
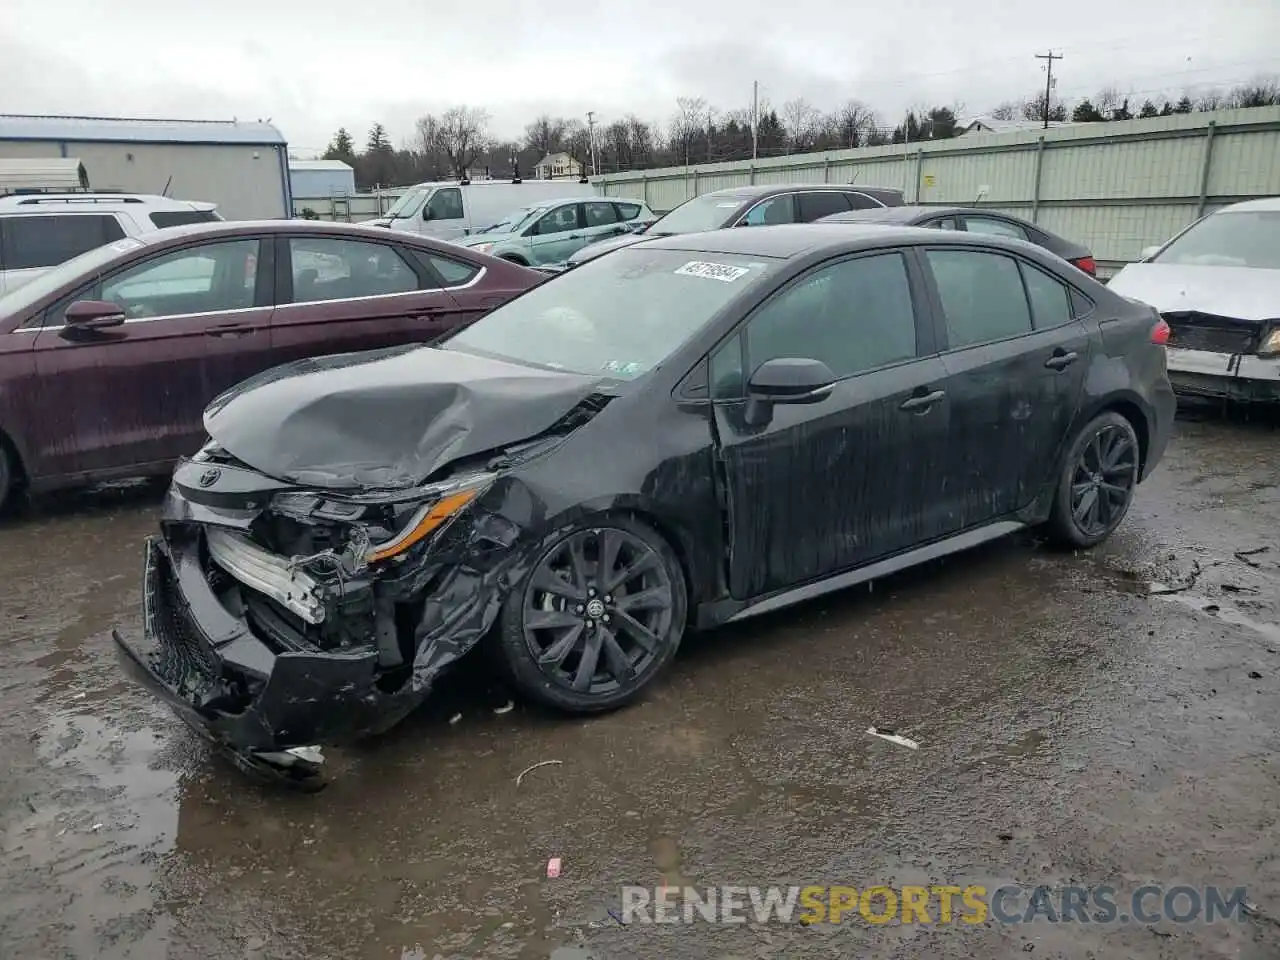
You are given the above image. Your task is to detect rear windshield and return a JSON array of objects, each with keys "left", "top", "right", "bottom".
[
  {"left": 443, "top": 247, "right": 776, "bottom": 379},
  {"left": 1154, "top": 210, "right": 1280, "bottom": 269},
  {"left": 646, "top": 193, "right": 754, "bottom": 235},
  {"left": 149, "top": 209, "right": 221, "bottom": 228}
]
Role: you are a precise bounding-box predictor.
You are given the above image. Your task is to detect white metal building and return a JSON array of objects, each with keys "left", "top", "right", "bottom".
[
  {"left": 0, "top": 114, "right": 291, "bottom": 219},
  {"left": 289, "top": 159, "right": 356, "bottom": 199}
]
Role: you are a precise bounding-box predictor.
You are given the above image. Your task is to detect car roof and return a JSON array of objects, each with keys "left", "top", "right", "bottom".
[
  {"left": 635, "top": 222, "right": 1014, "bottom": 259},
  {"left": 134, "top": 219, "right": 444, "bottom": 245},
  {"left": 0, "top": 193, "right": 214, "bottom": 212},
  {"left": 822, "top": 205, "right": 1029, "bottom": 224},
  {"left": 1218, "top": 197, "right": 1280, "bottom": 213},
  {"left": 698, "top": 184, "right": 901, "bottom": 203}
]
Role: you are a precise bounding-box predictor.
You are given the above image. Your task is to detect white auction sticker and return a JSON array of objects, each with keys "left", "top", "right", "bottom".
[{"left": 674, "top": 261, "right": 751, "bottom": 282}]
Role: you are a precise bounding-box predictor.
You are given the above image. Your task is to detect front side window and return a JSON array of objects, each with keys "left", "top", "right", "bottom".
[
  {"left": 614, "top": 202, "right": 642, "bottom": 220},
  {"left": 99, "top": 239, "right": 260, "bottom": 319},
  {"left": 797, "top": 192, "right": 853, "bottom": 222},
  {"left": 288, "top": 237, "right": 418, "bottom": 303},
  {"left": 533, "top": 204, "right": 580, "bottom": 236},
  {"left": 928, "top": 249, "right": 1033, "bottom": 348},
  {"left": 0, "top": 214, "right": 127, "bottom": 271},
  {"left": 963, "top": 216, "right": 1027, "bottom": 240},
  {"left": 425, "top": 188, "right": 464, "bottom": 221},
  {"left": 1153, "top": 210, "right": 1280, "bottom": 269},
  {"left": 742, "top": 252, "right": 918, "bottom": 381},
  {"left": 741, "top": 195, "right": 796, "bottom": 227},
  {"left": 444, "top": 247, "right": 774, "bottom": 380},
  {"left": 583, "top": 202, "right": 619, "bottom": 227}
]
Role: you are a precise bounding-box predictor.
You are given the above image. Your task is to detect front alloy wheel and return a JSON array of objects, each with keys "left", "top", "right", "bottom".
[{"left": 493, "top": 517, "right": 686, "bottom": 712}]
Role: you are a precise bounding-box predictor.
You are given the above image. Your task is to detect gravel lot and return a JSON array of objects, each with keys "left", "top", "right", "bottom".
[{"left": 2, "top": 408, "right": 1279, "bottom": 960}]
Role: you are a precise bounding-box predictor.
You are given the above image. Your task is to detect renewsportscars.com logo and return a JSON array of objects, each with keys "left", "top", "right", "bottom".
[{"left": 618, "top": 884, "right": 1251, "bottom": 926}]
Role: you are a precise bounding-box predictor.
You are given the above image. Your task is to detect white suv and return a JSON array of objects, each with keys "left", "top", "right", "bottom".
[{"left": 0, "top": 194, "right": 221, "bottom": 296}]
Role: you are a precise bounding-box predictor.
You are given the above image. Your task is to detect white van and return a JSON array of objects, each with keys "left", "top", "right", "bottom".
[{"left": 367, "top": 179, "right": 598, "bottom": 241}]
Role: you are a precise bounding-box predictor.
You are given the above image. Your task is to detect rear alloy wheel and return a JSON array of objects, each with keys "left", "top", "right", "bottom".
[
  {"left": 493, "top": 517, "right": 686, "bottom": 712},
  {"left": 1046, "top": 411, "right": 1140, "bottom": 548}
]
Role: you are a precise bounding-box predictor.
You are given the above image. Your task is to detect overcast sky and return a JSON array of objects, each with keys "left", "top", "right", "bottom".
[{"left": 3, "top": 0, "right": 1277, "bottom": 156}]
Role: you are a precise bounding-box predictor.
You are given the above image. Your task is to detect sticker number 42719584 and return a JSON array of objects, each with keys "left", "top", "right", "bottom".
[{"left": 674, "top": 261, "right": 751, "bottom": 282}]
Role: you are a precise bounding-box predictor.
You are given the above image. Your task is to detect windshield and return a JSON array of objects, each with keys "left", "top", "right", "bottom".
[
  {"left": 0, "top": 238, "right": 142, "bottom": 319},
  {"left": 475, "top": 205, "right": 543, "bottom": 235},
  {"left": 385, "top": 187, "right": 427, "bottom": 220},
  {"left": 647, "top": 193, "right": 753, "bottom": 235},
  {"left": 442, "top": 247, "right": 776, "bottom": 379},
  {"left": 1153, "top": 211, "right": 1280, "bottom": 269}
]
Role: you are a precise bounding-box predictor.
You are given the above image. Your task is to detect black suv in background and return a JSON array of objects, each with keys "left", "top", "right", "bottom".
[{"left": 552, "top": 183, "right": 904, "bottom": 271}]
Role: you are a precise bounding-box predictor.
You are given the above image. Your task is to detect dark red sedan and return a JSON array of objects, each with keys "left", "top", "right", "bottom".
[{"left": 0, "top": 221, "right": 542, "bottom": 508}]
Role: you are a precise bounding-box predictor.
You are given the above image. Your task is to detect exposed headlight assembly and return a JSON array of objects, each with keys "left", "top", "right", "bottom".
[
  {"left": 269, "top": 472, "right": 495, "bottom": 567},
  {"left": 1258, "top": 325, "right": 1280, "bottom": 359}
]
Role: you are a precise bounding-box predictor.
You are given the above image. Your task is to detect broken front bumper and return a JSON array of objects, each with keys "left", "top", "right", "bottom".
[
  {"left": 112, "top": 534, "right": 425, "bottom": 766},
  {"left": 1165, "top": 347, "right": 1280, "bottom": 401}
]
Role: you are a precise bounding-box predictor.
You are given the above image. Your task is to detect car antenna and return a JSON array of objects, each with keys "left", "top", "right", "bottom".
[{"left": 160, "top": 175, "right": 173, "bottom": 197}]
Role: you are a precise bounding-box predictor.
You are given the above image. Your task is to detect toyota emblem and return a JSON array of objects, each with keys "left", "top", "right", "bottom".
[{"left": 197, "top": 468, "right": 222, "bottom": 488}]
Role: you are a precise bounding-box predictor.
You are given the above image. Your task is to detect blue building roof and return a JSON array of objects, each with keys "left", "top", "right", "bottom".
[{"left": 0, "top": 114, "right": 287, "bottom": 146}]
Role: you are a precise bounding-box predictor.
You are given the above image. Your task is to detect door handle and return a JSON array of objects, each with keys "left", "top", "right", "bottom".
[
  {"left": 899, "top": 389, "right": 946, "bottom": 412},
  {"left": 1044, "top": 351, "right": 1079, "bottom": 370},
  {"left": 204, "top": 324, "right": 254, "bottom": 338}
]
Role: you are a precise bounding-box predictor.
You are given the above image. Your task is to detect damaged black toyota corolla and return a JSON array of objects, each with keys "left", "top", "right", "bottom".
[{"left": 114, "top": 224, "right": 1176, "bottom": 785}]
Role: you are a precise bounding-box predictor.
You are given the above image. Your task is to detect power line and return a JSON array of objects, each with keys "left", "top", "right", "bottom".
[{"left": 1035, "top": 50, "right": 1064, "bottom": 128}]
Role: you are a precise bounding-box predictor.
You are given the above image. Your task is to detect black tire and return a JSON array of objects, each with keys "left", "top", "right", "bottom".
[
  {"left": 490, "top": 515, "right": 687, "bottom": 713},
  {"left": 1045, "top": 411, "right": 1141, "bottom": 548}
]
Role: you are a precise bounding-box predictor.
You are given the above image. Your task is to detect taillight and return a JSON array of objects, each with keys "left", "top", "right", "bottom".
[
  {"left": 1072, "top": 255, "right": 1097, "bottom": 276},
  {"left": 1150, "top": 317, "right": 1171, "bottom": 345}
]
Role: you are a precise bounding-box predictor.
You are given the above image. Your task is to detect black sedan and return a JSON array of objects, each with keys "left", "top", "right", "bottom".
[
  {"left": 818, "top": 205, "right": 1098, "bottom": 276},
  {"left": 114, "top": 224, "right": 1175, "bottom": 785}
]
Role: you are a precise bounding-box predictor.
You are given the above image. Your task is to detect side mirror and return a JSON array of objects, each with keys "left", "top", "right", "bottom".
[
  {"left": 1140, "top": 244, "right": 1161, "bottom": 262},
  {"left": 744, "top": 357, "right": 836, "bottom": 426},
  {"left": 63, "top": 300, "right": 126, "bottom": 331}
]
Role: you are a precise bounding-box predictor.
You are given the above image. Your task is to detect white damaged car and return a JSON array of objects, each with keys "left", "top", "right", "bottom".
[{"left": 1108, "top": 197, "right": 1280, "bottom": 402}]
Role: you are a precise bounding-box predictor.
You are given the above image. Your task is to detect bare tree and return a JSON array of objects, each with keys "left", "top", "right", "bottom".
[
  {"left": 835, "top": 99, "right": 875, "bottom": 148},
  {"left": 434, "top": 106, "right": 492, "bottom": 179},
  {"left": 523, "top": 114, "right": 567, "bottom": 160},
  {"left": 1195, "top": 89, "right": 1224, "bottom": 112},
  {"left": 989, "top": 101, "right": 1018, "bottom": 120},
  {"left": 625, "top": 115, "right": 655, "bottom": 167},
  {"left": 781, "top": 97, "right": 820, "bottom": 152},
  {"left": 562, "top": 119, "right": 592, "bottom": 175},
  {"left": 1095, "top": 86, "right": 1122, "bottom": 118},
  {"left": 670, "top": 96, "right": 707, "bottom": 165}
]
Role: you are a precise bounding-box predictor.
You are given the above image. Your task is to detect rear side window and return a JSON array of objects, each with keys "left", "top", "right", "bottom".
[
  {"left": 797, "top": 192, "right": 853, "bottom": 221},
  {"left": 583, "top": 201, "right": 618, "bottom": 227},
  {"left": 963, "top": 216, "right": 1027, "bottom": 241},
  {"left": 149, "top": 210, "right": 220, "bottom": 229},
  {"left": 614, "top": 202, "right": 642, "bottom": 220},
  {"left": 927, "top": 249, "right": 1033, "bottom": 348},
  {"left": 845, "top": 192, "right": 886, "bottom": 210},
  {"left": 414, "top": 250, "right": 480, "bottom": 286},
  {"left": 0, "top": 214, "right": 126, "bottom": 270},
  {"left": 288, "top": 237, "right": 419, "bottom": 303},
  {"left": 1019, "top": 261, "right": 1073, "bottom": 329}
]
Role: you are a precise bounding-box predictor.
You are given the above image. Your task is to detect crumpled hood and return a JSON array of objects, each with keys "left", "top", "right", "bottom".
[
  {"left": 203, "top": 344, "right": 607, "bottom": 489},
  {"left": 1108, "top": 263, "right": 1280, "bottom": 323},
  {"left": 567, "top": 232, "right": 648, "bottom": 265}
]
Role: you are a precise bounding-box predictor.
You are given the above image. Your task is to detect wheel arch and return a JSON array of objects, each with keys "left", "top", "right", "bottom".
[{"left": 0, "top": 421, "right": 29, "bottom": 489}]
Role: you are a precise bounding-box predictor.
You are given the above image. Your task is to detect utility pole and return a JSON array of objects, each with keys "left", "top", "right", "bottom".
[
  {"left": 586, "top": 111, "right": 598, "bottom": 177},
  {"left": 1035, "top": 50, "right": 1063, "bottom": 129},
  {"left": 751, "top": 80, "right": 759, "bottom": 160}
]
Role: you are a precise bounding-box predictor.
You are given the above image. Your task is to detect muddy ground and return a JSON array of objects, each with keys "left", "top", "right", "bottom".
[{"left": 2, "top": 408, "right": 1279, "bottom": 960}]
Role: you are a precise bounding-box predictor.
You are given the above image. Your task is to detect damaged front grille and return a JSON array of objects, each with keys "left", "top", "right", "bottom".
[
  {"left": 147, "top": 547, "right": 221, "bottom": 700},
  {"left": 1163, "top": 312, "right": 1261, "bottom": 355}
]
